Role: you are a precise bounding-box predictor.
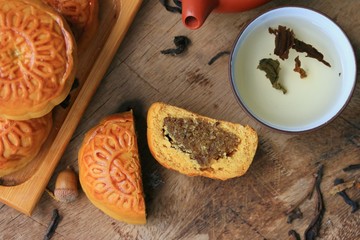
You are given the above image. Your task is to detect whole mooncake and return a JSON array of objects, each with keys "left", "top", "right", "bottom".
[
  {"left": 78, "top": 111, "right": 146, "bottom": 224},
  {"left": 0, "top": 113, "right": 53, "bottom": 177},
  {"left": 41, "top": 0, "right": 99, "bottom": 53},
  {"left": 0, "top": 0, "right": 77, "bottom": 120}
]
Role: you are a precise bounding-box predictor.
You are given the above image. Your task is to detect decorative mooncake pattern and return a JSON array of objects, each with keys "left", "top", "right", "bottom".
[
  {"left": 80, "top": 115, "right": 145, "bottom": 214},
  {"left": 0, "top": 0, "right": 75, "bottom": 119},
  {"left": 42, "top": 0, "right": 93, "bottom": 28},
  {"left": 0, "top": 113, "right": 52, "bottom": 176}
]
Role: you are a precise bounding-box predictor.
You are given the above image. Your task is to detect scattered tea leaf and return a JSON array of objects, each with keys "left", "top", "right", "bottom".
[
  {"left": 343, "top": 164, "right": 360, "bottom": 172},
  {"left": 208, "top": 51, "right": 230, "bottom": 65},
  {"left": 334, "top": 178, "right": 359, "bottom": 213},
  {"left": 287, "top": 207, "right": 303, "bottom": 224},
  {"left": 161, "top": 36, "right": 191, "bottom": 56},
  {"left": 258, "top": 58, "right": 287, "bottom": 94},
  {"left": 285, "top": 173, "right": 316, "bottom": 223},
  {"left": 329, "top": 180, "right": 355, "bottom": 195},
  {"left": 60, "top": 95, "right": 71, "bottom": 109},
  {"left": 159, "top": 0, "right": 182, "bottom": 14},
  {"left": 289, "top": 230, "right": 301, "bottom": 240},
  {"left": 44, "top": 209, "right": 61, "bottom": 240},
  {"left": 304, "top": 164, "right": 325, "bottom": 240},
  {"left": 71, "top": 78, "right": 80, "bottom": 91},
  {"left": 60, "top": 78, "right": 80, "bottom": 109},
  {"left": 173, "top": 0, "right": 181, "bottom": 8}
]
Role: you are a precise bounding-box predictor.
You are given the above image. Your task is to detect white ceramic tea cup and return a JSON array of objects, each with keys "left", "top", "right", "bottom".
[{"left": 230, "top": 7, "right": 356, "bottom": 133}]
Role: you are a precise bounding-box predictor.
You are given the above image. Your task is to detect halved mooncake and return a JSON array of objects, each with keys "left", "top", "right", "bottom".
[
  {"left": 78, "top": 111, "right": 146, "bottom": 224},
  {"left": 0, "top": 113, "right": 53, "bottom": 177},
  {"left": 0, "top": 0, "right": 77, "bottom": 120},
  {"left": 147, "top": 102, "right": 258, "bottom": 180}
]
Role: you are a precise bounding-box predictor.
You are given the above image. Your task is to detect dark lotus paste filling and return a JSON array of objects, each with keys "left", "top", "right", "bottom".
[{"left": 163, "top": 117, "right": 240, "bottom": 166}]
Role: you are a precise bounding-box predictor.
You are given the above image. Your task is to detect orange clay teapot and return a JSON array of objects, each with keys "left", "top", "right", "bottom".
[{"left": 181, "top": 0, "right": 272, "bottom": 29}]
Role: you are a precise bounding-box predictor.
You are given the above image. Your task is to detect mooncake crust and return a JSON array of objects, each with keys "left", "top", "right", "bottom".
[
  {"left": 41, "top": 0, "right": 99, "bottom": 53},
  {"left": 78, "top": 111, "right": 146, "bottom": 224},
  {"left": 0, "top": 113, "right": 53, "bottom": 177},
  {"left": 0, "top": 0, "right": 77, "bottom": 120}
]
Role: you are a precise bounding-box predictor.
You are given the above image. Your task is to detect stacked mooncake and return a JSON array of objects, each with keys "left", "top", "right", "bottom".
[{"left": 0, "top": 0, "right": 78, "bottom": 177}]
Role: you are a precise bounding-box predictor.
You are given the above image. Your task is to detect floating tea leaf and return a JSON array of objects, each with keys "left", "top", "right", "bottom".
[
  {"left": 294, "top": 56, "right": 307, "bottom": 78},
  {"left": 293, "top": 39, "right": 331, "bottom": 67},
  {"left": 258, "top": 58, "right": 287, "bottom": 94},
  {"left": 161, "top": 36, "right": 191, "bottom": 56},
  {"left": 269, "top": 25, "right": 294, "bottom": 60},
  {"left": 269, "top": 25, "right": 331, "bottom": 67}
]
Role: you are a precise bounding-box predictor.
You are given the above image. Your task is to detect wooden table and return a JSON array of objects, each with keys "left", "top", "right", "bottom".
[{"left": 1, "top": 0, "right": 359, "bottom": 239}]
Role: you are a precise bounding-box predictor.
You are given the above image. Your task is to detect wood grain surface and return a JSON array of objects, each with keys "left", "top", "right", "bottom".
[
  {"left": 1, "top": 0, "right": 359, "bottom": 239},
  {"left": 0, "top": 0, "right": 142, "bottom": 216}
]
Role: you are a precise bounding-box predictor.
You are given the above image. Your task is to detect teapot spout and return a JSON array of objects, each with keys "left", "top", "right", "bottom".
[{"left": 181, "top": 0, "right": 218, "bottom": 30}]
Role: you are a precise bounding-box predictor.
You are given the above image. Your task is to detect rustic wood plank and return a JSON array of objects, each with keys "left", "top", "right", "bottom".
[{"left": 1, "top": 0, "right": 359, "bottom": 239}]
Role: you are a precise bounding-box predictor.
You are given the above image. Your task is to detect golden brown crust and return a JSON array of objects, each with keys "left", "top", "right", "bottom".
[
  {"left": 78, "top": 111, "right": 146, "bottom": 224},
  {"left": 41, "top": 0, "right": 99, "bottom": 54},
  {"left": 147, "top": 102, "right": 258, "bottom": 180},
  {"left": 0, "top": 0, "right": 77, "bottom": 120},
  {"left": 0, "top": 113, "right": 53, "bottom": 177}
]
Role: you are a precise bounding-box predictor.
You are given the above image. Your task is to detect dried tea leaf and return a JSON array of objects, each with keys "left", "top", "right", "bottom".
[
  {"left": 329, "top": 180, "right": 355, "bottom": 195},
  {"left": 208, "top": 51, "right": 230, "bottom": 65},
  {"left": 334, "top": 178, "right": 359, "bottom": 213},
  {"left": 44, "top": 209, "right": 61, "bottom": 240},
  {"left": 161, "top": 36, "right": 191, "bottom": 56},
  {"left": 289, "top": 230, "right": 301, "bottom": 240},
  {"left": 258, "top": 58, "right": 287, "bottom": 94},
  {"left": 287, "top": 207, "right": 303, "bottom": 224},
  {"left": 343, "top": 164, "right": 360, "bottom": 172},
  {"left": 304, "top": 164, "right": 325, "bottom": 240},
  {"left": 159, "top": 0, "right": 182, "bottom": 13}
]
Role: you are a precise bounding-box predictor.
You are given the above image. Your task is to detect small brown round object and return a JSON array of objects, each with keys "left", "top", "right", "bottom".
[{"left": 54, "top": 166, "right": 79, "bottom": 203}]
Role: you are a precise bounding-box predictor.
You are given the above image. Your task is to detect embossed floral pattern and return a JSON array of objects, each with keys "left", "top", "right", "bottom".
[
  {"left": 42, "top": 0, "right": 92, "bottom": 28},
  {"left": 0, "top": 0, "right": 74, "bottom": 118},
  {"left": 80, "top": 115, "right": 145, "bottom": 214},
  {"left": 0, "top": 113, "right": 52, "bottom": 175}
]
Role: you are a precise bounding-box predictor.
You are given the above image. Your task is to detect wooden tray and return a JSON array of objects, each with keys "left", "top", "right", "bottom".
[{"left": 0, "top": 0, "right": 142, "bottom": 216}]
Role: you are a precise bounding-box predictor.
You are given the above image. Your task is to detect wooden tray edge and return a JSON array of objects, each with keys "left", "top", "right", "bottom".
[{"left": 0, "top": 0, "right": 143, "bottom": 216}]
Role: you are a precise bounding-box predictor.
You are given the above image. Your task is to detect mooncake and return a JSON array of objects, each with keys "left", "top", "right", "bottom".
[
  {"left": 41, "top": 0, "right": 99, "bottom": 53},
  {"left": 0, "top": 113, "right": 53, "bottom": 177},
  {"left": 0, "top": 0, "right": 77, "bottom": 120},
  {"left": 147, "top": 102, "right": 258, "bottom": 180},
  {"left": 78, "top": 111, "right": 146, "bottom": 224}
]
